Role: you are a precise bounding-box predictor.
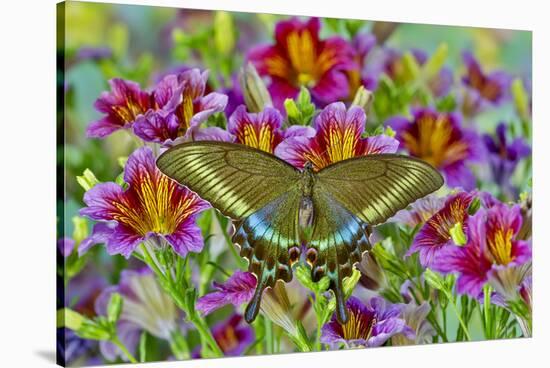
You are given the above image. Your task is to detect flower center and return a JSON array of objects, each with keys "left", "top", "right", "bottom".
[
  {"left": 488, "top": 228, "right": 514, "bottom": 265},
  {"left": 341, "top": 310, "right": 376, "bottom": 341},
  {"left": 402, "top": 114, "right": 468, "bottom": 168},
  {"left": 111, "top": 173, "right": 195, "bottom": 236},
  {"left": 325, "top": 126, "right": 359, "bottom": 164},
  {"left": 239, "top": 123, "right": 276, "bottom": 153},
  {"left": 216, "top": 325, "right": 239, "bottom": 353}
]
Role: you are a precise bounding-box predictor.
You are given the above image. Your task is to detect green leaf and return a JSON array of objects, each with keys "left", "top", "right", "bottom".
[
  {"left": 511, "top": 78, "right": 529, "bottom": 121},
  {"left": 71, "top": 216, "right": 88, "bottom": 245},
  {"left": 424, "top": 268, "right": 446, "bottom": 291},
  {"left": 285, "top": 87, "right": 316, "bottom": 126},
  {"left": 423, "top": 43, "right": 448, "bottom": 80}
]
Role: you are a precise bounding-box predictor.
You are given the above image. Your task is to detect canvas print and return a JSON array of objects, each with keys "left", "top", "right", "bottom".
[{"left": 57, "top": 1, "right": 532, "bottom": 366}]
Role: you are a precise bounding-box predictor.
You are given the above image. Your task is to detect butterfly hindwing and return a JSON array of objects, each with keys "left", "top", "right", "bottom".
[
  {"left": 232, "top": 190, "right": 302, "bottom": 323},
  {"left": 307, "top": 189, "right": 371, "bottom": 324},
  {"left": 156, "top": 141, "right": 301, "bottom": 220},
  {"left": 316, "top": 154, "right": 444, "bottom": 226}
]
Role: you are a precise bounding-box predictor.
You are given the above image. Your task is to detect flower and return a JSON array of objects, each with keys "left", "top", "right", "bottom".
[
  {"left": 248, "top": 17, "right": 356, "bottom": 109},
  {"left": 483, "top": 122, "right": 531, "bottom": 199},
  {"left": 79, "top": 147, "right": 210, "bottom": 258},
  {"left": 211, "top": 315, "right": 254, "bottom": 357},
  {"left": 228, "top": 105, "right": 315, "bottom": 153},
  {"left": 87, "top": 79, "right": 151, "bottom": 138},
  {"left": 391, "top": 302, "right": 435, "bottom": 345},
  {"left": 357, "top": 252, "right": 388, "bottom": 291},
  {"left": 95, "top": 268, "right": 180, "bottom": 361},
  {"left": 276, "top": 102, "right": 399, "bottom": 170},
  {"left": 346, "top": 33, "right": 377, "bottom": 99},
  {"left": 390, "top": 193, "right": 446, "bottom": 227},
  {"left": 461, "top": 51, "right": 511, "bottom": 107},
  {"left": 321, "top": 296, "right": 413, "bottom": 348},
  {"left": 196, "top": 270, "right": 257, "bottom": 315},
  {"left": 133, "top": 69, "right": 227, "bottom": 145},
  {"left": 434, "top": 203, "right": 531, "bottom": 297},
  {"left": 407, "top": 191, "right": 475, "bottom": 267},
  {"left": 388, "top": 108, "right": 481, "bottom": 190}
]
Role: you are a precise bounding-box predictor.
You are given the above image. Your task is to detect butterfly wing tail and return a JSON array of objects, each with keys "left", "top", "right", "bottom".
[{"left": 244, "top": 271, "right": 269, "bottom": 324}]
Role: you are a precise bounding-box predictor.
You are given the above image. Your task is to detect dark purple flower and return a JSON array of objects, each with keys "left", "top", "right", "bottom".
[
  {"left": 95, "top": 268, "right": 180, "bottom": 361},
  {"left": 133, "top": 69, "right": 228, "bottom": 145},
  {"left": 461, "top": 51, "right": 511, "bottom": 115},
  {"left": 388, "top": 108, "right": 482, "bottom": 190},
  {"left": 248, "top": 17, "right": 357, "bottom": 109},
  {"left": 407, "top": 191, "right": 475, "bottom": 267},
  {"left": 196, "top": 271, "right": 257, "bottom": 315},
  {"left": 483, "top": 122, "right": 531, "bottom": 198},
  {"left": 212, "top": 315, "right": 254, "bottom": 356},
  {"left": 434, "top": 203, "right": 531, "bottom": 297},
  {"left": 87, "top": 79, "right": 151, "bottom": 138},
  {"left": 321, "top": 296, "right": 414, "bottom": 348},
  {"left": 276, "top": 102, "right": 398, "bottom": 170},
  {"left": 79, "top": 147, "right": 209, "bottom": 258}
]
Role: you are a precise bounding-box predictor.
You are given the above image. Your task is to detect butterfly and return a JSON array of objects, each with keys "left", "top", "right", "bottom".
[{"left": 157, "top": 141, "right": 443, "bottom": 324}]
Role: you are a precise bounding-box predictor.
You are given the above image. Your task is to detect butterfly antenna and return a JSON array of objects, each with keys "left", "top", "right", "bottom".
[{"left": 244, "top": 274, "right": 268, "bottom": 324}]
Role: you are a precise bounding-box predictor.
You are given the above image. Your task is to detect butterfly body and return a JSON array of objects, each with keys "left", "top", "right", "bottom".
[{"left": 157, "top": 141, "right": 443, "bottom": 324}]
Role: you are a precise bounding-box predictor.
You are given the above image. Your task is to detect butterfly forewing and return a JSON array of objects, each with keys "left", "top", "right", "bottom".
[
  {"left": 316, "top": 154, "right": 444, "bottom": 226},
  {"left": 157, "top": 141, "right": 301, "bottom": 220}
]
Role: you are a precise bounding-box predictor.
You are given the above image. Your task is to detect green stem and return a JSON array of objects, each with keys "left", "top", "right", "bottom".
[
  {"left": 447, "top": 292, "right": 471, "bottom": 341},
  {"left": 170, "top": 329, "right": 191, "bottom": 360},
  {"left": 264, "top": 317, "right": 274, "bottom": 354},
  {"left": 191, "top": 316, "right": 224, "bottom": 357},
  {"left": 112, "top": 336, "right": 138, "bottom": 364}
]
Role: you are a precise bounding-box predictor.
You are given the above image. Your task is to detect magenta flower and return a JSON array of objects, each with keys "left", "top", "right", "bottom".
[
  {"left": 228, "top": 105, "right": 315, "bottom": 153},
  {"left": 346, "top": 32, "right": 378, "bottom": 99},
  {"left": 434, "top": 203, "right": 531, "bottom": 297},
  {"left": 321, "top": 296, "right": 414, "bottom": 348},
  {"left": 276, "top": 102, "right": 399, "bottom": 170},
  {"left": 407, "top": 191, "right": 475, "bottom": 267},
  {"left": 95, "top": 268, "right": 180, "bottom": 362},
  {"left": 87, "top": 79, "right": 151, "bottom": 138},
  {"left": 79, "top": 147, "right": 210, "bottom": 258},
  {"left": 248, "top": 17, "right": 356, "bottom": 109},
  {"left": 133, "top": 69, "right": 227, "bottom": 145},
  {"left": 196, "top": 271, "right": 257, "bottom": 315},
  {"left": 387, "top": 108, "right": 481, "bottom": 190},
  {"left": 390, "top": 193, "right": 446, "bottom": 227}
]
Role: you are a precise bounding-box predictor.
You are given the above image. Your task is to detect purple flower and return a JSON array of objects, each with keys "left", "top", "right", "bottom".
[
  {"left": 133, "top": 69, "right": 228, "bottom": 145},
  {"left": 407, "top": 191, "right": 475, "bottom": 267},
  {"left": 388, "top": 108, "right": 482, "bottom": 190},
  {"left": 392, "top": 302, "right": 435, "bottom": 345},
  {"left": 58, "top": 237, "right": 75, "bottom": 257},
  {"left": 321, "top": 296, "right": 414, "bottom": 348},
  {"left": 75, "top": 46, "right": 112, "bottom": 62},
  {"left": 346, "top": 33, "right": 377, "bottom": 99},
  {"left": 390, "top": 193, "right": 446, "bottom": 227},
  {"left": 211, "top": 315, "right": 254, "bottom": 356},
  {"left": 87, "top": 79, "right": 151, "bottom": 138},
  {"left": 95, "top": 268, "right": 180, "bottom": 361},
  {"left": 276, "top": 102, "right": 399, "bottom": 170},
  {"left": 196, "top": 271, "right": 257, "bottom": 315},
  {"left": 227, "top": 105, "right": 315, "bottom": 154},
  {"left": 79, "top": 147, "right": 210, "bottom": 258},
  {"left": 483, "top": 122, "right": 531, "bottom": 198},
  {"left": 461, "top": 51, "right": 511, "bottom": 115},
  {"left": 248, "top": 17, "right": 357, "bottom": 109},
  {"left": 434, "top": 203, "right": 531, "bottom": 297}
]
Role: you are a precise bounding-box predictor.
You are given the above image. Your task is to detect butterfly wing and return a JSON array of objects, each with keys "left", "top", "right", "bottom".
[
  {"left": 307, "top": 189, "right": 371, "bottom": 324},
  {"left": 233, "top": 189, "right": 302, "bottom": 323},
  {"left": 316, "top": 154, "right": 444, "bottom": 226},
  {"left": 308, "top": 154, "right": 443, "bottom": 323},
  {"left": 157, "top": 141, "right": 302, "bottom": 323},
  {"left": 157, "top": 141, "right": 301, "bottom": 219}
]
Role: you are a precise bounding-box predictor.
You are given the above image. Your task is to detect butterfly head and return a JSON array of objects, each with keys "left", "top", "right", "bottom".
[{"left": 303, "top": 161, "right": 314, "bottom": 172}]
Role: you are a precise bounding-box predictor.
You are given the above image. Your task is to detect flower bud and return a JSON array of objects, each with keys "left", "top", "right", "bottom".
[
  {"left": 449, "top": 222, "right": 467, "bottom": 246},
  {"left": 76, "top": 168, "right": 100, "bottom": 191},
  {"left": 351, "top": 86, "right": 374, "bottom": 113},
  {"left": 107, "top": 292, "right": 123, "bottom": 323},
  {"left": 239, "top": 63, "right": 273, "bottom": 113}
]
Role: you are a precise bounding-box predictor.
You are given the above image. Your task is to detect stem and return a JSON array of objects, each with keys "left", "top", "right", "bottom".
[
  {"left": 447, "top": 292, "right": 471, "bottom": 341},
  {"left": 112, "top": 336, "right": 138, "bottom": 364},
  {"left": 264, "top": 317, "right": 274, "bottom": 354},
  {"left": 170, "top": 329, "right": 191, "bottom": 360},
  {"left": 191, "top": 316, "right": 224, "bottom": 357}
]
